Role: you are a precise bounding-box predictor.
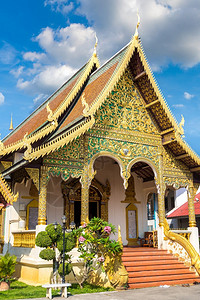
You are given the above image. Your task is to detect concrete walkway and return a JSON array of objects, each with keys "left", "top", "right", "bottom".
[{"left": 19, "top": 284, "right": 200, "bottom": 300}]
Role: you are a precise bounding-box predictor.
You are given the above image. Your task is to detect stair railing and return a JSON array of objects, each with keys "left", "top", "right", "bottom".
[{"left": 163, "top": 219, "right": 200, "bottom": 275}]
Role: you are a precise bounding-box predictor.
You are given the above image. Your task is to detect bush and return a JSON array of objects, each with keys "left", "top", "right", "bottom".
[
  {"left": 0, "top": 253, "right": 17, "bottom": 282},
  {"left": 58, "top": 262, "right": 72, "bottom": 276},
  {"left": 35, "top": 231, "right": 52, "bottom": 248},
  {"left": 45, "top": 224, "right": 62, "bottom": 243},
  {"left": 57, "top": 232, "right": 76, "bottom": 253},
  {"left": 39, "top": 248, "right": 55, "bottom": 261}
]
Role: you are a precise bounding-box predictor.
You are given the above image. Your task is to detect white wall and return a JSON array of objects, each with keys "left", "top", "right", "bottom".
[{"left": 94, "top": 159, "right": 156, "bottom": 245}]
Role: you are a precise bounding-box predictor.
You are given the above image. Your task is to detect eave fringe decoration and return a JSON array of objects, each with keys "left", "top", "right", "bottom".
[{"left": 0, "top": 172, "right": 18, "bottom": 204}]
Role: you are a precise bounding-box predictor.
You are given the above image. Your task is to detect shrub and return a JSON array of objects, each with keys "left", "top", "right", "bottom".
[
  {"left": 39, "top": 248, "right": 55, "bottom": 261},
  {"left": 35, "top": 231, "right": 52, "bottom": 248},
  {"left": 0, "top": 253, "right": 17, "bottom": 283}
]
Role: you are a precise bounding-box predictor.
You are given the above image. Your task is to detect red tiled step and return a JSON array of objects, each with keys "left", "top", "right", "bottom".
[
  {"left": 126, "top": 263, "right": 190, "bottom": 272},
  {"left": 128, "top": 269, "right": 196, "bottom": 278},
  {"left": 122, "top": 255, "right": 174, "bottom": 262},
  {"left": 122, "top": 246, "right": 200, "bottom": 289},
  {"left": 129, "top": 278, "right": 200, "bottom": 289},
  {"left": 128, "top": 273, "right": 198, "bottom": 284},
  {"left": 123, "top": 259, "right": 180, "bottom": 267}
]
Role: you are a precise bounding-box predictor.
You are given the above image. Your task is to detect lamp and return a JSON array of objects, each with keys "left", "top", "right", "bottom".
[
  {"left": 53, "top": 221, "right": 58, "bottom": 230},
  {"left": 70, "top": 221, "right": 76, "bottom": 230},
  {"left": 61, "top": 215, "right": 67, "bottom": 283}
]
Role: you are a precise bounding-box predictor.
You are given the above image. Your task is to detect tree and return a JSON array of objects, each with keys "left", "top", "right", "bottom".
[
  {"left": 73, "top": 217, "right": 122, "bottom": 288},
  {"left": 35, "top": 224, "right": 75, "bottom": 282}
]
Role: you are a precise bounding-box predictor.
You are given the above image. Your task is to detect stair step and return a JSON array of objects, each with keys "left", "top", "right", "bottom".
[
  {"left": 122, "top": 255, "right": 175, "bottom": 261},
  {"left": 126, "top": 264, "right": 190, "bottom": 272},
  {"left": 128, "top": 278, "right": 200, "bottom": 289},
  {"left": 128, "top": 273, "right": 198, "bottom": 284},
  {"left": 127, "top": 269, "right": 195, "bottom": 278},
  {"left": 123, "top": 259, "right": 181, "bottom": 267},
  {"left": 122, "top": 246, "right": 200, "bottom": 289},
  {"left": 122, "top": 251, "right": 168, "bottom": 257}
]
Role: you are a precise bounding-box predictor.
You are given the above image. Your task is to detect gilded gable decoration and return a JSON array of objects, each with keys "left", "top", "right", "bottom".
[{"left": 94, "top": 68, "right": 159, "bottom": 135}]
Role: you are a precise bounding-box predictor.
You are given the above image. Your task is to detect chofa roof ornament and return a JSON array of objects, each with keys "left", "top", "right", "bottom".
[
  {"left": 134, "top": 10, "right": 140, "bottom": 39},
  {"left": 93, "top": 33, "right": 98, "bottom": 57}
]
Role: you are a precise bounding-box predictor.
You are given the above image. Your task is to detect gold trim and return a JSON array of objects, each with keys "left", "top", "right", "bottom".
[
  {"left": 0, "top": 54, "right": 99, "bottom": 157},
  {"left": 23, "top": 115, "right": 95, "bottom": 161},
  {"left": 0, "top": 172, "right": 18, "bottom": 204}
]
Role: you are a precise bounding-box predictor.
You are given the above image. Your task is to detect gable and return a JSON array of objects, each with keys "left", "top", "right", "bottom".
[{"left": 94, "top": 67, "right": 159, "bottom": 135}]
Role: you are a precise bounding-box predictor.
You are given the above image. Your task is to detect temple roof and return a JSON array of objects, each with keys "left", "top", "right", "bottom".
[
  {"left": 167, "top": 193, "right": 200, "bottom": 218},
  {"left": 1, "top": 32, "right": 200, "bottom": 178}
]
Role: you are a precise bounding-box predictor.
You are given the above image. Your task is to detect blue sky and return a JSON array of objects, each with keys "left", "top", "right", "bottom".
[{"left": 0, "top": 0, "right": 200, "bottom": 154}]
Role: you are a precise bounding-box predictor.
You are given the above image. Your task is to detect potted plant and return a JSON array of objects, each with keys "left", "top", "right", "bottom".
[{"left": 0, "top": 253, "right": 17, "bottom": 290}]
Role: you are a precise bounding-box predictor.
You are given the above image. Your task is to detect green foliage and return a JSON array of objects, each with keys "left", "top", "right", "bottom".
[
  {"left": 39, "top": 249, "right": 55, "bottom": 261},
  {"left": 35, "top": 231, "right": 52, "bottom": 248},
  {"left": 0, "top": 280, "right": 113, "bottom": 299},
  {"left": 0, "top": 253, "right": 17, "bottom": 282},
  {"left": 58, "top": 262, "right": 72, "bottom": 276},
  {"left": 57, "top": 232, "right": 76, "bottom": 253},
  {"left": 73, "top": 217, "right": 122, "bottom": 287},
  {"left": 45, "top": 223, "right": 62, "bottom": 243}
]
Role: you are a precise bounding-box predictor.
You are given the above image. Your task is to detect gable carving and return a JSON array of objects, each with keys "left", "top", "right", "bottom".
[
  {"left": 163, "top": 148, "right": 189, "bottom": 171},
  {"left": 94, "top": 68, "right": 159, "bottom": 135}
]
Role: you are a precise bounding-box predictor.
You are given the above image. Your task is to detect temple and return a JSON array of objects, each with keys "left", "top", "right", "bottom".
[{"left": 1, "top": 24, "right": 200, "bottom": 286}]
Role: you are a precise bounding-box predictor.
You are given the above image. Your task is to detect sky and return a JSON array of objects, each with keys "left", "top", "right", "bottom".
[{"left": 0, "top": 0, "right": 200, "bottom": 154}]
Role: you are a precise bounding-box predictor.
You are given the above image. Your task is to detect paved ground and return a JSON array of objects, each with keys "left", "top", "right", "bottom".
[{"left": 19, "top": 284, "right": 200, "bottom": 300}]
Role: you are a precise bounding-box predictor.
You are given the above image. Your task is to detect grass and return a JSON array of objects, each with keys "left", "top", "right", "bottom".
[{"left": 0, "top": 280, "right": 114, "bottom": 299}]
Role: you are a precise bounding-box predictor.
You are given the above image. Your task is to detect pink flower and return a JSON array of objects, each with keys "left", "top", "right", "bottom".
[
  {"left": 78, "top": 236, "right": 86, "bottom": 243},
  {"left": 98, "top": 256, "right": 105, "bottom": 263},
  {"left": 104, "top": 226, "right": 111, "bottom": 234},
  {"left": 82, "top": 223, "right": 87, "bottom": 228}
]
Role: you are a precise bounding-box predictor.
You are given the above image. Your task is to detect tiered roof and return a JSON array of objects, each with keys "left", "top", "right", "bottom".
[{"left": 1, "top": 27, "right": 200, "bottom": 179}]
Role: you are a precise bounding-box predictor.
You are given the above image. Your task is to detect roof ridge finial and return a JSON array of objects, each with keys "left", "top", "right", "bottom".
[
  {"left": 93, "top": 33, "right": 98, "bottom": 57},
  {"left": 134, "top": 9, "right": 140, "bottom": 40},
  {"left": 9, "top": 113, "right": 14, "bottom": 131}
]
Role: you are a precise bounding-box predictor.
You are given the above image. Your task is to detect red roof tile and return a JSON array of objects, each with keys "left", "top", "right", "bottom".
[
  {"left": 4, "top": 76, "right": 79, "bottom": 146},
  {"left": 167, "top": 193, "right": 200, "bottom": 218}
]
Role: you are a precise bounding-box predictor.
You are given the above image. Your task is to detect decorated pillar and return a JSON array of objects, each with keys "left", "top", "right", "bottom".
[
  {"left": 188, "top": 185, "right": 196, "bottom": 227},
  {"left": 38, "top": 166, "right": 49, "bottom": 225},
  {"left": 80, "top": 171, "right": 90, "bottom": 224},
  {"left": 157, "top": 147, "right": 165, "bottom": 226}
]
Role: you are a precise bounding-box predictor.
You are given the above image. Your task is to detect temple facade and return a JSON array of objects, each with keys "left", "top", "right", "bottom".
[{"left": 1, "top": 27, "right": 200, "bottom": 285}]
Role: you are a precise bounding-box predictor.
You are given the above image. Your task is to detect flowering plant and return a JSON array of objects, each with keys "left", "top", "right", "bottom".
[{"left": 73, "top": 217, "right": 122, "bottom": 288}]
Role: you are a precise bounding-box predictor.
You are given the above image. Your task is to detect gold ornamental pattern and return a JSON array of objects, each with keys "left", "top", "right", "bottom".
[{"left": 94, "top": 68, "right": 159, "bottom": 135}]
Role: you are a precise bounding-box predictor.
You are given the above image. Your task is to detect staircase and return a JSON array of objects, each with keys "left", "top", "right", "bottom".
[{"left": 122, "top": 247, "right": 200, "bottom": 289}]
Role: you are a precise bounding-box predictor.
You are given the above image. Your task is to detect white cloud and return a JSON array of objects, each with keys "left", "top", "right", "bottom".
[
  {"left": 74, "top": 0, "right": 200, "bottom": 69},
  {"left": 0, "top": 92, "right": 5, "bottom": 105},
  {"left": 184, "top": 92, "right": 194, "bottom": 100},
  {"left": 44, "top": 0, "right": 74, "bottom": 14},
  {"left": 17, "top": 64, "right": 77, "bottom": 95},
  {"left": 23, "top": 52, "right": 46, "bottom": 62},
  {"left": 13, "top": 0, "right": 200, "bottom": 102},
  {"left": 172, "top": 104, "right": 184, "bottom": 108},
  {"left": 10, "top": 66, "right": 24, "bottom": 78},
  {"left": 0, "top": 42, "right": 17, "bottom": 65}
]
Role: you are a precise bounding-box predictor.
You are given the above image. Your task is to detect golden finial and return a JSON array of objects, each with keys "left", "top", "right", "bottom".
[
  {"left": 93, "top": 33, "right": 98, "bottom": 57},
  {"left": 178, "top": 114, "right": 185, "bottom": 137},
  {"left": 134, "top": 10, "right": 140, "bottom": 39},
  {"left": 9, "top": 113, "right": 13, "bottom": 130},
  {"left": 118, "top": 225, "right": 123, "bottom": 246}
]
